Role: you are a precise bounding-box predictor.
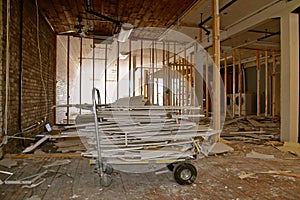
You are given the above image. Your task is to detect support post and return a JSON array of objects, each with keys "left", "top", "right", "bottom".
[
  {"left": 212, "top": 0, "right": 221, "bottom": 130},
  {"left": 280, "top": 12, "right": 299, "bottom": 142}
]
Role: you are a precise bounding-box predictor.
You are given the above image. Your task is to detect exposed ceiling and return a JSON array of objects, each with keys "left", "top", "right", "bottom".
[
  {"left": 37, "top": 0, "right": 198, "bottom": 37},
  {"left": 38, "top": 0, "right": 291, "bottom": 63}
]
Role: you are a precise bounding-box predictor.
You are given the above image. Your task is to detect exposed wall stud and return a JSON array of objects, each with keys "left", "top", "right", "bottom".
[
  {"left": 265, "top": 50, "right": 268, "bottom": 117},
  {"left": 256, "top": 50, "right": 260, "bottom": 116}
]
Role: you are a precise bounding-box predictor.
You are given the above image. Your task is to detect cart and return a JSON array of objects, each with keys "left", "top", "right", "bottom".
[{"left": 78, "top": 88, "right": 220, "bottom": 186}]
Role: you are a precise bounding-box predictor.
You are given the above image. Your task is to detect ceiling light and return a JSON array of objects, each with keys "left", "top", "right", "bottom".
[
  {"left": 119, "top": 51, "right": 129, "bottom": 60},
  {"left": 118, "top": 23, "right": 133, "bottom": 42}
]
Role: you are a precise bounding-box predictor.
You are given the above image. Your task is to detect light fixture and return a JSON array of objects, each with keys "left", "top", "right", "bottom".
[
  {"left": 119, "top": 51, "right": 129, "bottom": 60},
  {"left": 118, "top": 23, "right": 133, "bottom": 42}
]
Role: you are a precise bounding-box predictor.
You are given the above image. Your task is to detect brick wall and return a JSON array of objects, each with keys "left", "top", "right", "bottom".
[{"left": 1, "top": 0, "right": 56, "bottom": 154}]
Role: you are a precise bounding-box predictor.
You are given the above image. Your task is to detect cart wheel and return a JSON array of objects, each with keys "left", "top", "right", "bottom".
[
  {"left": 101, "top": 174, "right": 112, "bottom": 187},
  {"left": 104, "top": 164, "right": 113, "bottom": 175},
  {"left": 173, "top": 163, "right": 197, "bottom": 185}
]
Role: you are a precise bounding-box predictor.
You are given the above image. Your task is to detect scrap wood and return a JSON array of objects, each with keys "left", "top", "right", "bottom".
[
  {"left": 246, "top": 150, "right": 274, "bottom": 159},
  {"left": 276, "top": 142, "right": 300, "bottom": 156},
  {"left": 239, "top": 170, "right": 300, "bottom": 180},
  {"left": 23, "top": 135, "right": 50, "bottom": 153},
  {"left": 264, "top": 141, "right": 283, "bottom": 146},
  {"left": 43, "top": 159, "right": 71, "bottom": 168},
  {"left": 4, "top": 170, "right": 47, "bottom": 185},
  {"left": 246, "top": 117, "right": 277, "bottom": 128},
  {"left": 22, "top": 178, "right": 46, "bottom": 189},
  {"left": 4, "top": 153, "right": 82, "bottom": 159},
  {"left": 224, "top": 117, "right": 245, "bottom": 125}
]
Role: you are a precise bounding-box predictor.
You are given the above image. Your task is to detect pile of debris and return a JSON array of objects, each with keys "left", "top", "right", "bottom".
[{"left": 221, "top": 116, "right": 280, "bottom": 144}]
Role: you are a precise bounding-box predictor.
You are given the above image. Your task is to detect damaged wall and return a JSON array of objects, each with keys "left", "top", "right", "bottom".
[{"left": 1, "top": 0, "right": 56, "bottom": 154}]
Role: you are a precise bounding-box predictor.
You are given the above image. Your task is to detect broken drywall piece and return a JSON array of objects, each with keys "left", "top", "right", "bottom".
[
  {"left": 25, "top": 195, "right": 41, "bottom": 200},
  {"left": 246, "top": 151, "right": 274, "bottom": 159},
  {"left": 43, "top": 159, "right": 71, "bottom": 168},
  {"left": 23, "top": 136, "right": 50, "bottom": 153},
  {"left": 239, "top": 170, "right": 300, "bottom": 180},
  {"left": 209, "top": 142, "right": 234, "bottom": 155},
  {"left": 276, "top": 142, "right": 300, "bottom": 156},
  {"left": 0, "top": 159, "right": 18, "bottom": 168}
]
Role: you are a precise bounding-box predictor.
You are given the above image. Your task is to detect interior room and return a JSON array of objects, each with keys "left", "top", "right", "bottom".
[{"left": 0, "top": 0, "right": 299, "bottom": 199}]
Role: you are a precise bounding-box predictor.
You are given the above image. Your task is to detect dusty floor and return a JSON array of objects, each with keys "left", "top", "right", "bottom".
[{"left": 0, "top": 141, "right": 300, "bottom": 200}]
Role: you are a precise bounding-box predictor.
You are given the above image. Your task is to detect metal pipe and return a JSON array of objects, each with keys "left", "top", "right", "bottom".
[{"left": 198, "top": 0, "right": 237, "bottom": 26}]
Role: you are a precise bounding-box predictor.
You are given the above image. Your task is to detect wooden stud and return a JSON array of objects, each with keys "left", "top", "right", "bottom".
[
  {"left": 104, "top": 43, "right": 108, "bottom": 104},
  {"left": 140, "top": 40, "right": 143, "bottom": 96},
  {"left": 155, "top": 42, "right": 159, "bottom": 105},
  {"left": 224, "top": 52, "right": 227, "bottom": 117},
  {"left": 265, "top": 50, "right": 269, "bottom": 117},
  {"left": 151, "top": 41, "right": 155, "bottom": 104},
  {"left": 174, "top": 43, "right": 177, "bottom": 106},
  {"left": 162, "top": 42, "right": 166, "bottom": 105},
  {"left": 79, "top": 38, "right": 82, "bottom": 114},
  {"left": 256, "top": 50, "right": 260, "bottom": 116},
  {"left": 129, "top": 40, "right": 132, "bottom": 97},
  {"left": 206, "top": 51, "right": 209, "bottom": 118},
  {"left": 232, "top": 50, "right": 236, "bottom": 117},
  {"left": 133, "top": 55, "right": 136, "bottom": 97},
  {"left": 66, "top": 36, "right": 70, "bottom": 124},
  {"left": 117, "top": 41, "right": 120, "bottom": 100},
  {"left": 238, "top": 49, "right": 242, "bottom": 116},
  {"left": 199, "top": 28, "right": 203, "bottom": 43},
  {"left": 272, "top": 50, "right": 276, "bottom": 117},
  {"left": 212, "top": 0, "right": 221, "bottom": 130}
]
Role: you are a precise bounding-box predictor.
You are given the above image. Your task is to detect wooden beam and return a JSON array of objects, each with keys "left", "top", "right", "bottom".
[
  {"left": 272, "top": 50, "right": 276, "bottom": 117},
  {"left": 256, "top": 50, "right": 261, "bottom": 116},
  {"left": 265, "top": 50, "right": 268, "bottom": 117},
  {"left": 238, "top": 49, "right": 242, "bottom": 116},
  {"left": 212, "top": 0, "right": 221, "bottom": 130}
]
